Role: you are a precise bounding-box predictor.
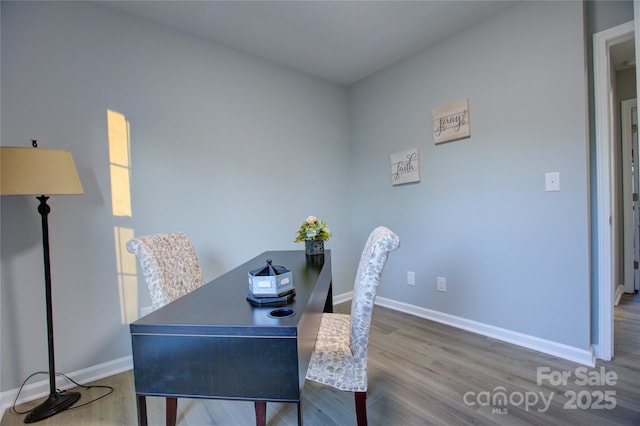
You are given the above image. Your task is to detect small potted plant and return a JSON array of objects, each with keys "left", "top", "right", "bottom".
[{"left": 294, "top": 215, "right": 332, "bottom": 255}]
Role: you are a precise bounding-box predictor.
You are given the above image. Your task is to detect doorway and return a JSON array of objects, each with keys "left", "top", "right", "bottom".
[{"left": 593, "top": 20, "right": 636, "bottom": 361}]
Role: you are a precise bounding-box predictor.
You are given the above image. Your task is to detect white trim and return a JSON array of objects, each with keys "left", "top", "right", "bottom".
[
  {"left": 0, "top": 356, "right": 132, "bottom": 417},
  {"left": 614, "top": 285, "right": 625, "bottom": 306},
  {"left": 333, "top": 291, "right": 352, "bottom": 306},
  {"left": 593, "top": 20, "right": 635, "bottom": 361},
  {"left": 374, "top": 296, "right": 595, "bottom": 367}
]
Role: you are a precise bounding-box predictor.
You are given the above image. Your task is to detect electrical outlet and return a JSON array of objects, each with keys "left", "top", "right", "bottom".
[
  {"left": 407, "top": 271, "right": 415, "bottom": 286},
  {"left": 437, "top": 276, "right": 446, "bottom": 292}
]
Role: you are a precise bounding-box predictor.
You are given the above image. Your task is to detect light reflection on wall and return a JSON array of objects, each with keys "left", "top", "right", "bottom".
[
  {"left": 114, "top": 226, "right": 137, "bottom": 323},
  {"left": 108, "top": 109, "right": 132, "bottom": 217},
  {"left": 107, "top": 109, "right": 139, "bottom": 324}
]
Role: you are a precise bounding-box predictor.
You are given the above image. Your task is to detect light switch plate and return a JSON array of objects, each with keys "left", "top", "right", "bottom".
[{"left": 545, "top": 172, "right": 560, "bottom": 192}]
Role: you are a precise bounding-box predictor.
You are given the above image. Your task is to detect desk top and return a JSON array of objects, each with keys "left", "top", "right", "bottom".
[{"left": 130, "top": 250, "right": 331, "bottom": 338}]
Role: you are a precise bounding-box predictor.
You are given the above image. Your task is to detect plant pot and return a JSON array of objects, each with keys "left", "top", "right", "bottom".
[{"left": 305, "top": 240, "right": 324, "bottom": 256}]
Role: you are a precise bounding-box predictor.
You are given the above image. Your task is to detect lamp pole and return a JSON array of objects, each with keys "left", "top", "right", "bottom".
[{"left": 23, "top": 196, "right": 81, "bottom": 423}]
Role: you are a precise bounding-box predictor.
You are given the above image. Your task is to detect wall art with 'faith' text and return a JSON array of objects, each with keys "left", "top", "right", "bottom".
[{"left": 391, "top": 148, "right": 420, "bottom": 185}]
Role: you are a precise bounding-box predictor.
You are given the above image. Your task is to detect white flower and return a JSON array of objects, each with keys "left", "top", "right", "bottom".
[{"left": 294, "top": 215, "right": 332, "bottom": 243}]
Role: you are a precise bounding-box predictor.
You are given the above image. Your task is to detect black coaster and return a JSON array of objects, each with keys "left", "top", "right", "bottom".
[{"left": 247, "top": 289, "right": 296, "bottom": 307}]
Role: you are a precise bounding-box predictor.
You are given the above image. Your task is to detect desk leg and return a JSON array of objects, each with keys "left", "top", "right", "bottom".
[
  {"left": 166, "top": 397, "right": 178, "bottom": 426},
  {"left": 323, "top": 282, "right": 333, "bottom": 313},
  {"left": 254, "top": 401, "right": 266, "bottom": 426},
  {"left": 136, "top": 395, "right": 148, "bottom": 426}
]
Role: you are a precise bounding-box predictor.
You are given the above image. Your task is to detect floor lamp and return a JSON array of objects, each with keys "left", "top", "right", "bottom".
[{"left": 0, "top": 144, "right": 84, "bottom": 423}]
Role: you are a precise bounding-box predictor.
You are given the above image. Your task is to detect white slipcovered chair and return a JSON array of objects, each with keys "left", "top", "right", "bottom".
[
  {"left": 126, "top": 231, "right": 206, "bottom": 426},
  {"left": 305, "top": 226, "right": 400, "bottom": 426}
]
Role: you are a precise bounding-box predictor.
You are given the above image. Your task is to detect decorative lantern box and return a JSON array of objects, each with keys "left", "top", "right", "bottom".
[{"left": 248, "top": 259, "right": 294, "bottom": 299}]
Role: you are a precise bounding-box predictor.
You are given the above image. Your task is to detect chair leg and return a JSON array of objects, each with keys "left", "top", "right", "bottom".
[
  {"left": 166, "top": 397, "right": 177, "bottom": 426},
  {"left": 354, "top": 392, "right": 367, "bottom": 426}
]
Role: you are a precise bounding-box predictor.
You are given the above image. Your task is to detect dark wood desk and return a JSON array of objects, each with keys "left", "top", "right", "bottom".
[{"left": 130, "top": 250, "right": 333, "bottom": 426}]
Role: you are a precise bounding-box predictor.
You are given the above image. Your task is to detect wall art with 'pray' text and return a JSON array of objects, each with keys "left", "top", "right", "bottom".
[{"left": 432, "top": 98, "right": 470, "bottom": 144}]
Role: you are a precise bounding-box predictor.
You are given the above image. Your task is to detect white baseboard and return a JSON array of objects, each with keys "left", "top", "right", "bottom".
[
  {"left": 374, "top": 296, "right": 594, "bottom": 367},
  {"left": 614, "top": 285, "right": 625, "bottom": 306},
  {"left": 334, "top": 291, "right": 594, "bottom": 367},
  {"left": 333, "top": 290, "right": 352, "bottom": 306},
  {"left": 1, "top": 356, "right": 132, "bottom": 417}
]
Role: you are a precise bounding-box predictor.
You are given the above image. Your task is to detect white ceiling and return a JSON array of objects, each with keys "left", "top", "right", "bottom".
[{"left": 97, "top": 0, "right": 517, "bottom": 86}]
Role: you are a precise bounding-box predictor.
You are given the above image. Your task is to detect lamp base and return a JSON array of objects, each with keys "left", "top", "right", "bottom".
[{"left": 24, "top": 391, "right": 81, "bottom": 423}]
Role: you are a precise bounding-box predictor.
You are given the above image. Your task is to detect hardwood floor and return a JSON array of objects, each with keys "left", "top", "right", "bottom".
[{"left": 2, "top": 294, "right": 639, "bottom": 425}]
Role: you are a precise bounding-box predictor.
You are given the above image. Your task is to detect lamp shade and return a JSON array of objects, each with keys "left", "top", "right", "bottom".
[{"left": 0, "top": 147, "right": 84, "bottom": 196}]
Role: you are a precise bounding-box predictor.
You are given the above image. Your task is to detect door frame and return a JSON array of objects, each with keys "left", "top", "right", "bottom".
[{"left": 593, "top": 20, "right": 634, "bottom": 361}]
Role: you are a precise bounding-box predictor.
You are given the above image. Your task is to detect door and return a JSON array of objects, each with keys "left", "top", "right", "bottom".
[
  {"left": 622, "top": 98, "right": 638, "bottom": 293},
  {"left": 635, "top": 104, "right": 639, "bottom": 292}
]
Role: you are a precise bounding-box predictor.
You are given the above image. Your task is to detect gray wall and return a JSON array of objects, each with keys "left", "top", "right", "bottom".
[
  {"left": 617, "top": 68, "right": 637, "bottom": 101},
  {"left": 1, "top": 1, "right": 352, "bottom": 391},
  {"left": 349, "top": 0, "right": 590, "bottom": 348},
  {"left": 0, "top": 0, "right": 630, "bottom": 397}
]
